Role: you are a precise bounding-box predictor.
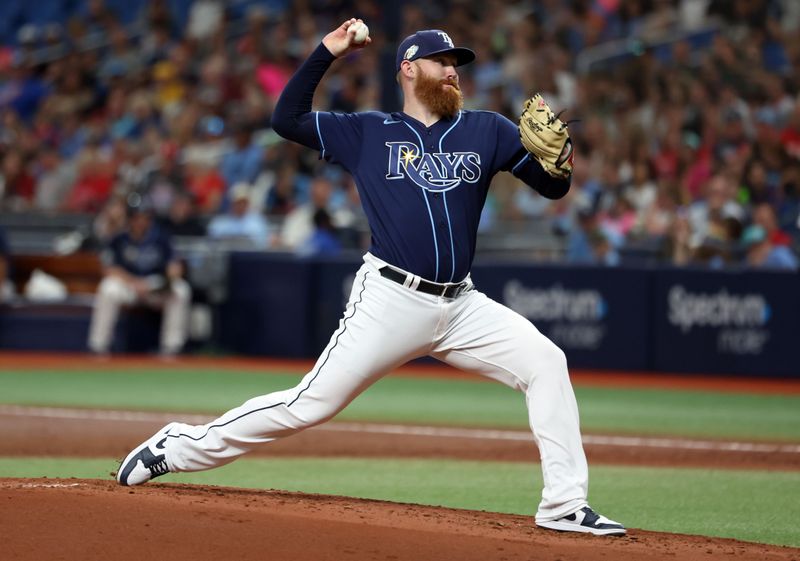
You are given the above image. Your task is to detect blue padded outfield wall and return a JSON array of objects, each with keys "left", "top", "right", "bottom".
[
  {"left": 1, "top": 251, "right": 797, "bottom": 377},
  {"left": 219, "top": 252, "right": 799, "bottom": 378},
  {"left": 653, "top": 270, "right": 799, "bottom": 377},
  {"left": 218, "top": 252, "right": 315, "bottom": 357},
  {"left": 470, "top": 263, "right": 650, "bottom": 371}
]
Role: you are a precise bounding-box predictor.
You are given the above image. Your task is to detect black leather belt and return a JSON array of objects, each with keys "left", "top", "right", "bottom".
[{"left": 379, "top": 266, "right": 471, "bottom": 298}]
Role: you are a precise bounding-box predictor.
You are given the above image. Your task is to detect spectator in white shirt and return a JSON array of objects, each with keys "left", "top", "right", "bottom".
[{"left": 207, "top": 182, "right": 271, "bottom": 248}]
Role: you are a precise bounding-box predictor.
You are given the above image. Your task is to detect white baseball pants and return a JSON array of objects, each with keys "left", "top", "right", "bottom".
[
  {"left": 88, "top": 276, "right": 191, "bottom": 354},
  {"left": 163, "top": 253, "right": 589, "bottom": 521}
]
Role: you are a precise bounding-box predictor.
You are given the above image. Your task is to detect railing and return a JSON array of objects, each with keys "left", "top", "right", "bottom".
[{"left": 575, "top": 19, "right": 721, "bottom": 75}]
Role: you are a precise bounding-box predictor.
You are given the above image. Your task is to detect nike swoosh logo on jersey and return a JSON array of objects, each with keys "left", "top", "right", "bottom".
[{"left": 383, "top": 118, "right": 401, "bottom": 124}]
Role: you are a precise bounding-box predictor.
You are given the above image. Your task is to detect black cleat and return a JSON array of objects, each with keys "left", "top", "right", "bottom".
[
  {"left": 117, "top": 423, "right": 176, "bottom": 486},
  {"left": 537, "top": 506, "right": 626, "bottom": 536}
]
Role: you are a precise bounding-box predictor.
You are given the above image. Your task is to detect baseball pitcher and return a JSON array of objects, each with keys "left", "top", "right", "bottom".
[{"left": 117, "top": 19, "right": 625, "bottom": 536}]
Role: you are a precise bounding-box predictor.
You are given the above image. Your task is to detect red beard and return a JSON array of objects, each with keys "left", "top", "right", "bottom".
[{"left": 413, "top": 68, "right": 463, "bottom": 120}]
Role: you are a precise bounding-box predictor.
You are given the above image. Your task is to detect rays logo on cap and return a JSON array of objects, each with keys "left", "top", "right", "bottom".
[
  {"left": 395, "top": 29, "right": 476, "bottom": 72},
  {"left": 437, "top": 32, "right": 454, "bottom": 48}
]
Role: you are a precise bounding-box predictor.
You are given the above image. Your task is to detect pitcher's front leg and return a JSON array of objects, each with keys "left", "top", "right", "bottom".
[{"left": 431, "top": 291, "right": 588, "bottom": 521}]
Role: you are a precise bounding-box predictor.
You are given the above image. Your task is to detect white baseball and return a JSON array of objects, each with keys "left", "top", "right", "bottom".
[{"left": 352, "top": 22, "right": 369, "bottom": 44}]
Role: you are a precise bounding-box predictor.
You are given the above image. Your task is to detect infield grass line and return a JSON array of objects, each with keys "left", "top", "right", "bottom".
[
  {"left": 0, "top": 369, "right": 799, "bottom": 441},
  {"left": 2, "top": 405, "right": 799, "bottom": 454},
  {"left": 0, "top": 457, "right": 798, "bottom": 548}
]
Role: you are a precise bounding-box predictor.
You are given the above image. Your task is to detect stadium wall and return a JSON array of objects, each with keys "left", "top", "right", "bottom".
[
  {"left": 1, "top": 252, "right": 797, "bottom": 378},
  {"left": 219, "top": 253, "right": 799, "bottom": 378}
]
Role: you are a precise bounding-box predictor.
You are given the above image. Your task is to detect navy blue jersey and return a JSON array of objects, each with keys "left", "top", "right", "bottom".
[
  {"left": 0, "top": 227, "right": 10, "bottom": 279},
  {"left": 104, "top": 226, "right": 174, "bottom": 278},
  {"left": 0, "top": 227, "right": 9, "bottom": 257},
  {"left": 316, "top": 109, "right": 532, "bottom": 282},
  {"left": 272, "top": 43, "right": 570, "bottom": 282}
]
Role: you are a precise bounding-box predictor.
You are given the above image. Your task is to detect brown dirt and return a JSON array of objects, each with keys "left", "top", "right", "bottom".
[
  {"left": 2, "top": 479, "right": 799, "bottom": 561},
  {"left": 1, "top": 411, "right": 799, "bottom": 471},
  {"left": 1, "top": 352, "right": 800, "bottom": 560}
]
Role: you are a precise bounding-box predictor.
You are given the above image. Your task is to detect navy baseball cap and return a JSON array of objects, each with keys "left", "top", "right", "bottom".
[{"left": 395, "top": 30, "right": 475, "bottom": 73}]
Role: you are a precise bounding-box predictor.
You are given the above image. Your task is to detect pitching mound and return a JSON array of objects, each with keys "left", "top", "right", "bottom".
[{"left": 1, "top": 478, "right": 795, "bottom": 561}]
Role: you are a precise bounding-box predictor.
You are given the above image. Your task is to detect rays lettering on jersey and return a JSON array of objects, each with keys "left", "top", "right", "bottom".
[
  {"left": 122, "top": 245, "right": 164, "bottom": 271},
  {"left": 385, "top": 141, "right": 481, "bottom": 192}
]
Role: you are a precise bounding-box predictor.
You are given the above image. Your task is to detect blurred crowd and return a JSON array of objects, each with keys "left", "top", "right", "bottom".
[{"left": 0, "top": 0, "right": 798, "bottom": 270}]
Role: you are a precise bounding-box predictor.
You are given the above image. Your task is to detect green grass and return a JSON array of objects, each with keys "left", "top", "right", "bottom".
[
  {"left": 574, "top": 387, "right": 800, "bottom": 441},
  {"left": 2, "top": 367, "right": 799, "bottom": 547},
  {"left": 1, "top": 457, "right": 798, "bottom": 548},
  {"left": 1, "top": 369, "right": 799, "bottom": 440}
]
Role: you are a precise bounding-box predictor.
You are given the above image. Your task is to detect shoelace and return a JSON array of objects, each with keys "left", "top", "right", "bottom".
[
  {"left": 579, "top": 507, "right": 608, "bottom": 527},
  {"left": 147, "top": 457, "right": 169, "bottom": 477}
]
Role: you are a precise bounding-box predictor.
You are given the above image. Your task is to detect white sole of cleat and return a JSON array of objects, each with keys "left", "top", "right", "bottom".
[{"left": 537, "top": 519, "right": 626, "bottom": 536}]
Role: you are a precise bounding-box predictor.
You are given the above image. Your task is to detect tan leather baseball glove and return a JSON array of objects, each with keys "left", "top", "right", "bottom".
[{"left": 518, "top": 93, "right": 574, "bottom": 180}]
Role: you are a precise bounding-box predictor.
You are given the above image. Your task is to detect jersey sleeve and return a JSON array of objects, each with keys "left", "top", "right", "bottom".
[
  {"left": 0, "top": 228, "right": 8, "bottom": 256},
  {"left": 160, "top": 233, "right": 175, "bottom": 265},
  {"left": 315, "top": 111, "right": 364, "bottom": 171},
  {"left": 104, "top": 236, "right": 123, "bottom": 268},
  {"left": 271, "top": 42, "right": 337, "bottom": 152},
  {"left": 493, "top": 113, "right": 529, "bottom": 174},
  {"left": 491, "top": 112, "right": 570, "bottom": 199}
]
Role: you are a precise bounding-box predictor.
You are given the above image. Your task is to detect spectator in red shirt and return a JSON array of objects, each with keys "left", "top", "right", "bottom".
[
  {"left": 187, "top": 162, "right": 225, "bottom": 214},
  {"left": 64, "top": 136, "right": 116, "bottom": 213},
  {"left": 751, "top": 202, "right": 792, "bottom": 247},
  {"left": 0, "top": 148, "right": 35, "bottom": 210},
  {"left": 781, "top": 104, "right": 800, "bottom": 162}
]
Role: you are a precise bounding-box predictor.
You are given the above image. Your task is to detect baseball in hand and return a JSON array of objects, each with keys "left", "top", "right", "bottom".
[{"left": 351, "top": 21, "right": 369, "bottom": 44}]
